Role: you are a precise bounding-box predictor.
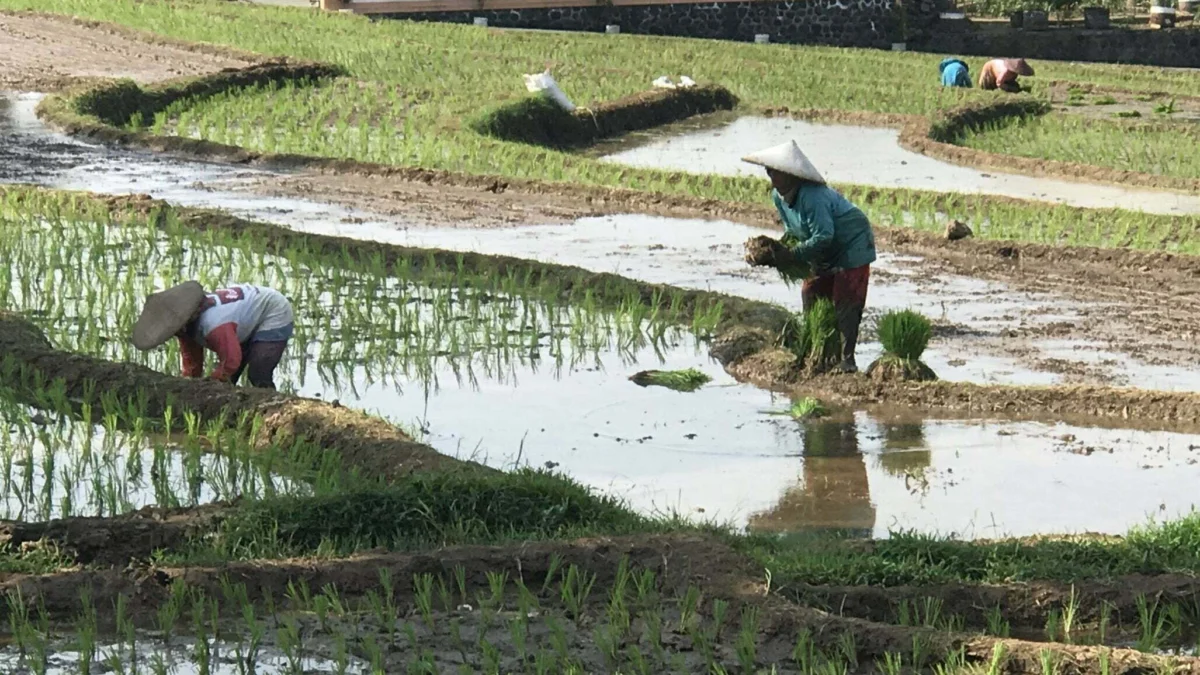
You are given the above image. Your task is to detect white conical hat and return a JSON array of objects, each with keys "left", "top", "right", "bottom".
[{"left": 741, "top": 140, "right": 825, "bottom": 184}]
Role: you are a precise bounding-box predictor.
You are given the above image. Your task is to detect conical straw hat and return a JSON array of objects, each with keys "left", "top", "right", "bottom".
[
  {"left": 1006, "top": 58, "right": 1035, "bottom": 76},
  {"left": 132, "top": 281, "right": 206, "bottom": 351},
  {"left": 741, "top": 140, "right": 825, "bottom": 184}
]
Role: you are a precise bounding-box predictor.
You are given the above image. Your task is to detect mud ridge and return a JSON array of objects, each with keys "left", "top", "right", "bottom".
[
  {"left": 792, "top": 575, "right": 1200, "bottom": 632},
  {"left": 0, "top": 503, "right": 233, "bottom": 568},
  {"left": 472, "top": 85, "right": 738, "bottom": 148},
  {"left": 898, "top": 97, "right": 1200, "bottom": 194},
  {"left": 715, "top": 331, "right": 1200, "bottom": 430},
  {"left": 0, "top": 311, "right": 476, "bottom": 483}
]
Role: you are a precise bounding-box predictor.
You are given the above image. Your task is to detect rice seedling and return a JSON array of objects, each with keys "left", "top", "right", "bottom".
[
  {"left": 628, "top": 368, "right": 711, "bottom": 392},
  {"left": 786, "top": 397, "right": 828, "bottom": 419},
  {"left": 960, "top": 112, "right": 1200, "bottom": 179},
  {"left": 0, "top": 190, "right": 718, "bottom": 410},
  {"left": 866, "top": 309, "right": 937, "bottom": 382}
]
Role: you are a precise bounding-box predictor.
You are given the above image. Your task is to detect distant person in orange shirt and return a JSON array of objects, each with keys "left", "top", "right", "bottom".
[{"left": 979, "top": 58, "right": 1034, "bottom": 92}]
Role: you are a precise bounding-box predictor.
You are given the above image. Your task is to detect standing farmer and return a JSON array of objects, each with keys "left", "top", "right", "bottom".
[
  {"left": 741, "top": 141, "right": 876, "bottom": 373},
  {"left": 939, "top": 57, "right": 972, "bottom": 88},
  {"left": 132, "top": 281, "right": 295, "bottom": 390},
  {"left": 978, "top": 58, "right": 1034, "bottom": 92}
]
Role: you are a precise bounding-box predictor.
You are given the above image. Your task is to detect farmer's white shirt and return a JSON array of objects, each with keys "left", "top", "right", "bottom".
[{"left": 194, "top": 284, "right": 293, "bottom": 344}]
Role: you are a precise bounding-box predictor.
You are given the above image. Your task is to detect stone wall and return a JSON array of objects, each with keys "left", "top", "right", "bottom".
[
  {"left": 380, "top": 0, "right": 944, "bottom": 49},
  {"left": 917, "top": 25, "right": 1200, "bottom": 68}
]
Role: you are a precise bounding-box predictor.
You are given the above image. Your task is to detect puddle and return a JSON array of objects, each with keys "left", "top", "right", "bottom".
[
  {"left": 600, "top": 116, "right": 1200, "bottom": 216},
  {"left": 750, "top": 411, "right": 1200, "bottom": 539}
]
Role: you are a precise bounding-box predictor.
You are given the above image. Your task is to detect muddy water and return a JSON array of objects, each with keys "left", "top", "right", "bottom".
[
  {"left": 601, "top": 116, "right": 1200, "bottom": 216},
  {"left": 8, "top": 91, "right": 1200, "bottom": 538}
]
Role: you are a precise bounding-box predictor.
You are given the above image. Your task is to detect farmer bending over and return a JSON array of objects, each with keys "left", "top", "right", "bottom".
[
  {"left": 978, "top": 58, "right": 1034, "bottom": 93},
  {"left": 939, "top": 58, "right": 972, "bottom": 88},
  {"left": 742, "top": 140, "right": 877, "bottom": 374},
  {"left": 132, "top": 281, "right": 295, "bottom": 390}
]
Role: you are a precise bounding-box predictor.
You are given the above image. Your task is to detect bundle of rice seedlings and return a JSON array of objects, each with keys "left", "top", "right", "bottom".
[
  {"left": 628, "top": 368, "right": 711, "bottom": 392},
  {"left": 743, "top": 234, "right": 811, "bottom": 285},
  {"left": 774, "top": 233, "right": 812, "bottom": 286},
  {"left": 866, "top": 309, "right": 938, "bottom": 382},
  {"left": 777, "top": 298, "right": 842, "bottom": 374}
]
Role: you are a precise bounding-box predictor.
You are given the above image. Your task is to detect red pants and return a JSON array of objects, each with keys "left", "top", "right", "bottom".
[{"left": 802, "top": 265, "right": 870, "bottom": 362}]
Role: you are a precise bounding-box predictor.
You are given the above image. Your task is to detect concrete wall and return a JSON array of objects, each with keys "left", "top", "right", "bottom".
[
  {"left": 917, "top": 25, "right": 1200, "bottom": 69},
  {"left": 376, "top": 0, "right": 945, "bottom": 49}
]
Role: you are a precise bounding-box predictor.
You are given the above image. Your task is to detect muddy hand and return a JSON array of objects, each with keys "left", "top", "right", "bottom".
[{"left": 744, "top": 235, "right": 782, "bottom": 267}]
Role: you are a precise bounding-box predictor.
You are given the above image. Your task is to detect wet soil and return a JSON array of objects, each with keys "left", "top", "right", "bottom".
[
  {"left": 0, "top": 11, "right": 256, "bottom": 93},
  {"left": 793, "top": 573, "right": 1200, "bottom": 633},
  {"left": 1047, "top": 81, "right": 1200, "bottom": 123},
  {"left": 0, "top": 503, "right": 232, "bottom": 568}
]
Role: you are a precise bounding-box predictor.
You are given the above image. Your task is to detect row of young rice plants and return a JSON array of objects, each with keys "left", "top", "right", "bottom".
[
  {"left": 0, "top": 190, "right": 722, "bottom": 403},
  {"left": 125, "top": 76, "right": 1200, "bottom": 253},
  {"left": 0, "top": 554, "right": 913, "bottom": 675},
  {"left": 959, "top": 113, "right": 1200, "bottom": 180},
  {"left": 0, "top": 382, "right": 328, "bottom": 523}
]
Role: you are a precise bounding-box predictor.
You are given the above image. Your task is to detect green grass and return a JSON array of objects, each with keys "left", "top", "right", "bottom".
[
  {"left": 169, "top": 468, "right": 692, "bottom": 563},
  {"left": 746, "top": 511, "right": 1200, "bottom": 587},
  {"left": 961, "top": 113, "right": 1200, "bottom": 180}
]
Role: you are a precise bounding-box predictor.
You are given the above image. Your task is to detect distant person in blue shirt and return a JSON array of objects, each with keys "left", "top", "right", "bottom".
[
  {"left": 939, "top": 58, "right": 972, "bottom": 88},
  {"left": 741, "top": 140, "right": 877, "bottom": 374}
]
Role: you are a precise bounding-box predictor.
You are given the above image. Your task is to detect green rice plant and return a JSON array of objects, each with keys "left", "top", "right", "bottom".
[
  {"left": 867, "top": 309, "right": 937, "bottom": 382},
  {"left": 1091, "top": 95, "right": 1118, "bottom": 105},
  {"left": 628, "top": 368, "right": 711, "bottom": 392},
  {"left": 1154, "top": 98, "right": 1177, "bottom": 115},
  {"left": 985, "top": 605, "right": 1011, "bottom": 637},
  {"left": 778, "top": 397, "right": 827, "bottom": 420}
]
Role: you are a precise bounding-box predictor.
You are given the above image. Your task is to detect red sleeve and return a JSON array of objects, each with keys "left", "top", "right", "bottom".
[
  {"left": 204, "top": 323, "right": 243, "bottom": 382},
  {"left": 178, "top": 335, "right": 205, "bottom": 378}
]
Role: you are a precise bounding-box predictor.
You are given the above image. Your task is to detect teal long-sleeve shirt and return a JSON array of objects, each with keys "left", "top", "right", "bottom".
[{"left": 772, "top": 184, "right": 877, "bottom": 272}]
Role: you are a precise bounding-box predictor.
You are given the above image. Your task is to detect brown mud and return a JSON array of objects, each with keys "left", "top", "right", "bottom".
[
  {"left": 0, "top": 311, "right": 476, "bottom": 483},
  {"left": 792, "top": 574, "right": 1200, "bottom": 632},
  {"left": 716, "top": 329, "right": 1200, "bottom": 429},
  {"left": 0, "top": 503, "right": 232, "bottom": 568},
  {"left": 2, "top": 534, "right": 1197, "bottom": 674},
  {"left": 0, "top": 11, "right": 260, "bottom": 93}
]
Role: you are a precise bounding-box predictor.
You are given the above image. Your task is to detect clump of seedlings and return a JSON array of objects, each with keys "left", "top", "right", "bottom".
[
  {"left": 788, "top": 397, "right": 827, "bottom": 419},
  {"left": 744, "top": 234, "right": 812, "bottom": 286},
  {"left": 628, "top": 368, "right": 711, "bottom": 392},
  {"left": 779, "top": 298, "right": 842, "bottom": 375},
  {"left": 866, "top": 310, "right": 937, "bottom": 382}
]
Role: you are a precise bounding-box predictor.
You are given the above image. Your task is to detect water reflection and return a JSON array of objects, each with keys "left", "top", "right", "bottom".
[{"left": 749, "top": 414, "right": 930, "bottom": 537}]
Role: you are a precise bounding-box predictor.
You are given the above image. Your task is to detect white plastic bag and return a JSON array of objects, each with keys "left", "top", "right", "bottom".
[
  {"left": 523, "top": 70, "right": 575, "bottom": 112},
  {"left": 652, "top": 76, "right": 676, "bottom": 89}
]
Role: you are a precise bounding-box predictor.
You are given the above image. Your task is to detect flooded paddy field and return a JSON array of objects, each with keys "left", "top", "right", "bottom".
[
  {"left": 5, "top": 7, "right": 1200, "bottom": 672},
  {"left": 599, "top": 114, "right": 1200, "bottom": 215}
]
